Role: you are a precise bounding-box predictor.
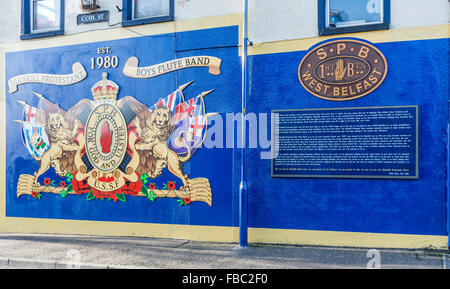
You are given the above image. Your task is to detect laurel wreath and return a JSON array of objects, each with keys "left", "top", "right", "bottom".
[{"left": 31, "top": 172, "right": 193, "bottom": 207}]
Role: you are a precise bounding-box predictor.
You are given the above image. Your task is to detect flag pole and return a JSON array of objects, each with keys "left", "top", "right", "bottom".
[
  {"left": 239, "top": 0, "right": 249, "bottom": 248},
  {"left": 178, "top": 80, "right": 194, "bottom": 103},
  {"left": 31, "top": 91, "right": 45, "bottom": 100}
]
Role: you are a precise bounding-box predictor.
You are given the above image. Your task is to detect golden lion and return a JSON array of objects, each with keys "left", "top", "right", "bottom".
[
  {"left": 33, "top": 111, "right": 80, "bottom": 187},
  {"left": 134, "top": 106, "right": 192, "bottom": 190}
]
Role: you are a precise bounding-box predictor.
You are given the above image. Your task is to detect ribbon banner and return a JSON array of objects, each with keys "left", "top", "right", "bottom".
[
  {"left": 123, "top": 56, "right": 222, "bottom": 79},
  {"left": 8, "top": 62, "right": 87, "bottom": 94}
]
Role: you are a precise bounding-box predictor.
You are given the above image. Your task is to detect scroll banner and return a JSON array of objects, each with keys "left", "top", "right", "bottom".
[
  {"left": 123, "top": 56, "right": 221, "bottom": 79},
  {"left": 8, "top": 62, "right": 87, "bottom": 94}
]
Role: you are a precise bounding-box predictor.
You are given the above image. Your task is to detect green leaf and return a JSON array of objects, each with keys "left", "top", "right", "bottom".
[
  {"left": 177, "top": 199, "right": 186, "bottom": 207},
  {"left": 141, "top": 185, "right": 149, "bottom": 197},
  {"left": 86, "top": 190, "right": 95, "bottom": 201},
  {"left": 60, "top": 189, "right": 68, "bottom": 198},
  {"left": 117, "top": 192, "right": 126, "bottom": 202},
  {"left": 149, "top": 191, "right": 156, "bottom": 202},
  {"left": 66, "top": 184, "right": 73, "bottom": 192},
  {"left": 65, "top": 172, "right": 74, "bottom": 182}
]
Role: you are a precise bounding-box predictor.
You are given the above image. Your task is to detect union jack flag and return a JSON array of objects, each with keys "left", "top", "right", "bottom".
[
  {"left": 165, "top": 89, "right": 179, "bottom": 112},
  {"left": 173, "top": 96, "right": 201, "bottom": 121}
]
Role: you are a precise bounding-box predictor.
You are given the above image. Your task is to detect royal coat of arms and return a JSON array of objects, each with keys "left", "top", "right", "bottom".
[{"left": 15, "top": 72, "right": 213, "bottom": 206}]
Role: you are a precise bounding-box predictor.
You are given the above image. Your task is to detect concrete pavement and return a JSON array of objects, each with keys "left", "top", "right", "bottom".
[{"left": 0, "top": 233, "right": 448, "bottom": 269}]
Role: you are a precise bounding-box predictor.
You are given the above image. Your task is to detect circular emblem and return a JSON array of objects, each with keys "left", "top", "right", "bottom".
[
  {"left": 85, "top": 103, "right": 128, "bottom": 173},
  {"left": 298, "top": 39, "right": 387, "bottom": 101}
]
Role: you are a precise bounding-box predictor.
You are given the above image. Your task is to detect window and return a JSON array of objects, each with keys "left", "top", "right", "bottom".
[
  {"left": 122, "top": 0, "right": 174, "bottom": 27},
  {"left": 318, "top": 0, "right": 390, "bottom": 35},
  {"left": 21, "top": 0, "right": 64, "bottom": 40}
]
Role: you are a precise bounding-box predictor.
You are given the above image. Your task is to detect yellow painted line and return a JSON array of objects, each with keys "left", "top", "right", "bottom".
[
  {"left": 0, "top": 216, "right": 446, "bottom": 249},
  {"left": 0, "top": 217, "right": 240, "bottom": 243},
  {"left": 249, "top": 228, "right": 448, "bottom": 249}
]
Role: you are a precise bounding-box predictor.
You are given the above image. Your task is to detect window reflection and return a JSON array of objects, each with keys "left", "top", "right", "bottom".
[
  {"left": 134, "top": 0, "right": 170, "bottom": 20},
  {"left": 328, "top": 0, "right": 382, "bottom": 28},
  {"left": 33, "top": 0, "right": 58, "bottom": 31}
]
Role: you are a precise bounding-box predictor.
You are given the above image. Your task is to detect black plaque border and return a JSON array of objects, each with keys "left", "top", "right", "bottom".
[{"left": 270, "top": 105, "right": 419, "bottom": 179}]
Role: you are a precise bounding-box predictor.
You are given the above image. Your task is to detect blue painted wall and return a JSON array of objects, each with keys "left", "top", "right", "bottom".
[
  {"left": 5, "top": 25, "right": 449, "bottom": 237},
  {"left": 247, "top": 38, "right": 449, "bottom": 236},
  {"left": 5, "top": 26, "right": 241, "bottom": 228}
]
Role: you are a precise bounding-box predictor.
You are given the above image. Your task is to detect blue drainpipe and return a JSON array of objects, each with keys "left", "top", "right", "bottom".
[
  {"left": 239, "top": 0, "right": 249, "bottom": 248},
  {"left": 447, "top": 122, "right": 450, "bottom": 247}
]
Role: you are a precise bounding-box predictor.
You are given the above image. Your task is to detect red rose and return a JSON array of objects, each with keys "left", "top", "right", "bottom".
[
  {"left": 122, "top": 180, "right": 142, "bottom": 196},
  {"left": 93, "top": 189, "right": 118, "bottom": 201},
  {"left": 149, "top": 183, "right": 156, "bottom": 190},
  {"left": 31, "top": 191, "right": 38, "bottom": 198},
  {"left": 167, "top": 181, "right": 176, "bottom": 191},
  {"left": 60, "top": 181, "right": 66, "bottom": 188},
  {"left": 72, "top": 172, "right": 91, "bottom": 194},
  {"left": 43, "top": 178, "right": 51, "bottom": 186},
  {"left": 183, "top": 198, "right": 191, "bottom": 205}
]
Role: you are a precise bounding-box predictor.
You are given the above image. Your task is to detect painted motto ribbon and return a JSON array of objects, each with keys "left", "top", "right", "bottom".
[
  {"left": 123, "top": 56, "right": 222, "bottom": 79},
  {"left": 8, "top": 62, "right": 87, "bottom": 94}
]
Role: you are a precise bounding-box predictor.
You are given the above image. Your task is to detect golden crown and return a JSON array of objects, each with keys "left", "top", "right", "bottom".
[{"left": 91, "top": 72, "right": 119, "bottom": 102}]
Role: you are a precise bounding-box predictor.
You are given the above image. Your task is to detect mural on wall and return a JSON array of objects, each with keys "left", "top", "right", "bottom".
[
  {"left": 5, "top": 25, "right": 240, "bottom": 226},
  {"left": 11, "top": 58, "right": 220, "bottom": 207}
]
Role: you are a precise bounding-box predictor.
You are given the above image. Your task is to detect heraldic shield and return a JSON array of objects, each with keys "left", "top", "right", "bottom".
[{"left": 15, "top": 72, "right": 213, "bottom": 206}]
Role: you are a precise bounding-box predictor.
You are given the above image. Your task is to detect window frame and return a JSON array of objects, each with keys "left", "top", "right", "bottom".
[
  {"left": 122, "top": 0, "right": 174, "bottom": 27},
  {"left": 21, "top": 0, "right": 64, "bottom": 40},
  {"left": 318, "top": 0, "right": 390, "bottom": 36}
]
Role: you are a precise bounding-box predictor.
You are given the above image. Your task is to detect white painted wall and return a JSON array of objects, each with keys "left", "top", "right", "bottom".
[
  {"left": 175, "top": 0, "right": 241, "bottom": 20},
  {"left": 0, "top": 0, "right": 448, "bottom": 44},
  {"left": 65, "top": 0, "right": 123, "bottom": 35},
  {"left": 0, "top": 0, "right": 21, "bottom": 43},
  {"left": 248, "top": 0, "right": 449, "bottom": 44},
  {"left": 390, "top": 0, "right": 449, "bottom": 28},
  {"left": 249, "top": 0, "right": 318, "bottom": 44}
]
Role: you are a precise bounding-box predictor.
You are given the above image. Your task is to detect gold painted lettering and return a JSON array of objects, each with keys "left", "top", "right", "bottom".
[
  {"left": 316, "top": 48, "right": 327, "bottom": 60},
  {"left": 337, "top": 43, "right": 346, "bottom": 55},
  {"left": 358, "top": 46, "right": 370, "bottom": 58}
]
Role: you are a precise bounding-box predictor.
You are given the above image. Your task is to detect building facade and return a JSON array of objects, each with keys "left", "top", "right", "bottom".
[{"left": 0, "top": 0, "right": 449, "bottom": 249}]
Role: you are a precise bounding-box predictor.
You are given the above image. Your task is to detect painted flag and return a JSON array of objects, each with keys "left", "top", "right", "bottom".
[
  {"left": 173, "top": 96, "right": 200, "bottom": 121},
  {"left": 188, "top": 114, "right": 206, "bottom": 140},
  {"left": 192, "top": 95, "right": 203, "bottom": 117},
  {"left": 173, "top": 102, "right": 187, "bottom": 121},
  {"left": 23, "top": 104, "right": 37, "bottom": 123},
  {"left": 17, "top": 101, "right": 45, "bottom": 124},
  {"left": 168, "top": 115, "right": 204, "bottom": 156},
  {"left": 168, "top": 118, "right": 190, "bottom": 155},
  {"left": 170, "top": 95, "right": 207, "bottom": 155},
  {"left": 165, "top": 89, "right": 179, "bottom": 112},
  {"left": 153, "top": 89, "right": 182, "bottom": 112},
  {"left": 22, "top": 121, "right": 50, "bottom": 159},
  {"left": 36, "top": 92, "right": 66, "bottom": 117}
]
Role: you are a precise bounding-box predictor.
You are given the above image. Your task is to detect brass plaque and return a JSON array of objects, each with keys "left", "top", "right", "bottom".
[{"left": 298, "top": 39, "right": 387, "bottom": 101}]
